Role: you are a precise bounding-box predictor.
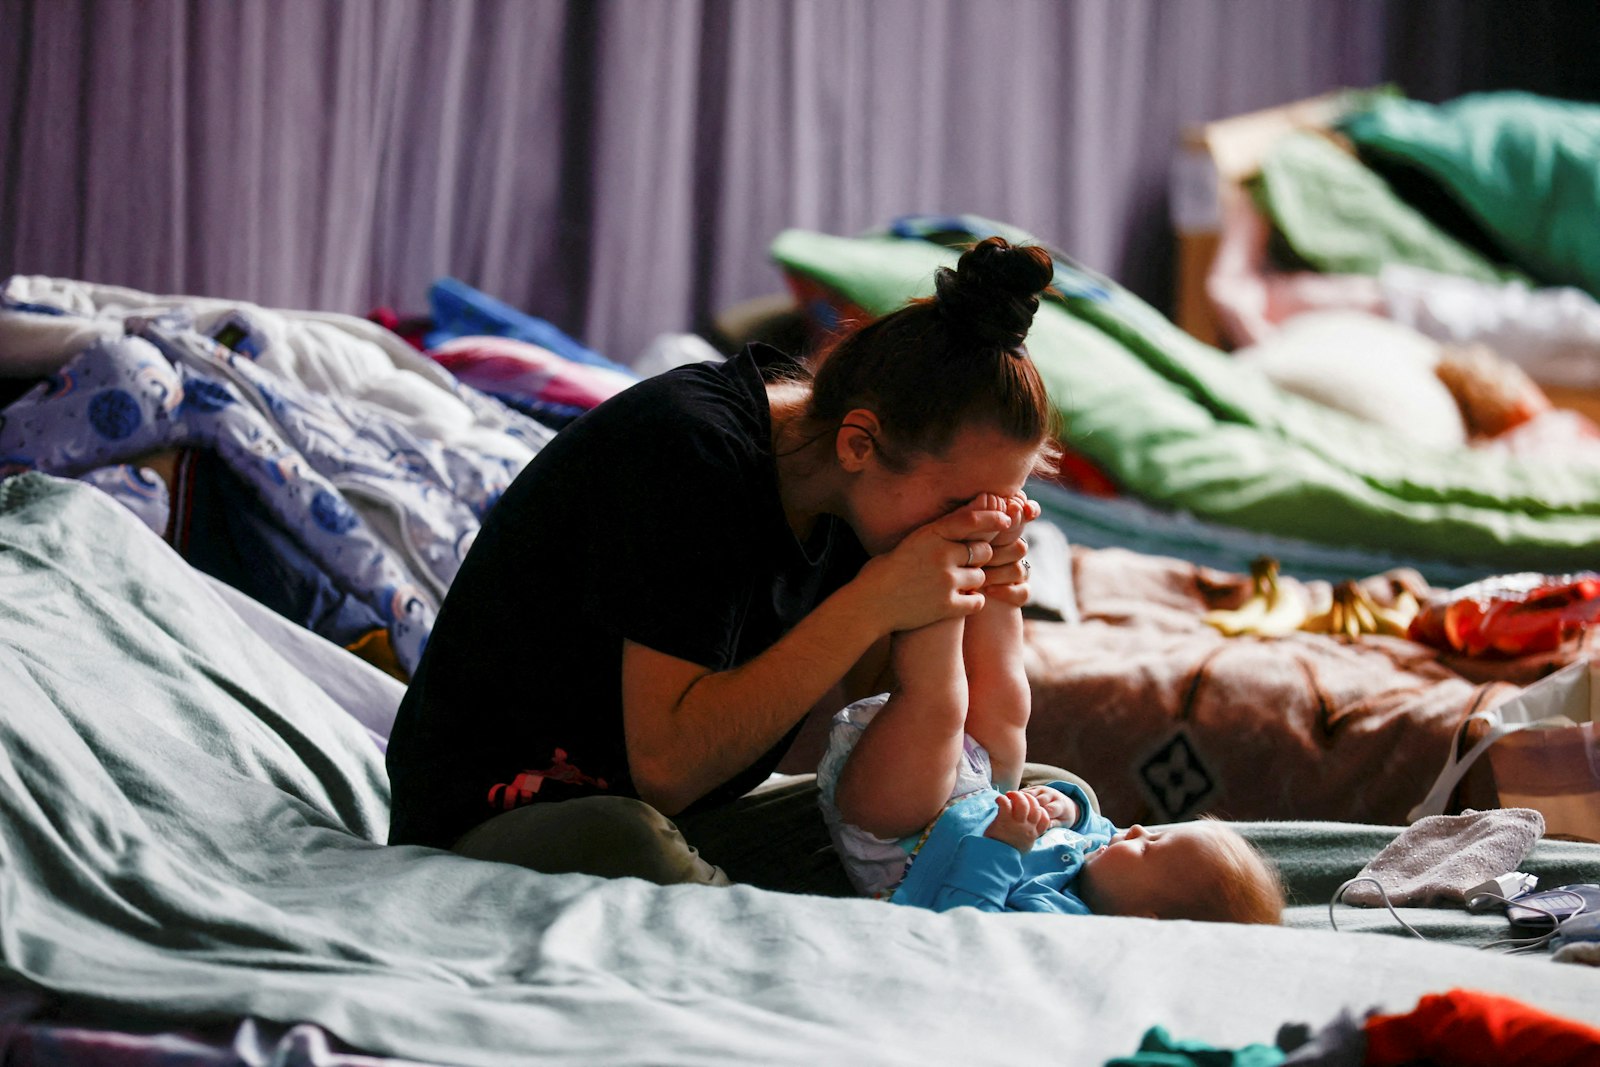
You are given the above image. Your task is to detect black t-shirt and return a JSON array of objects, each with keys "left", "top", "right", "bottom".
[{"left": 386, "top": 345, "right": 867, "bottom": 848}]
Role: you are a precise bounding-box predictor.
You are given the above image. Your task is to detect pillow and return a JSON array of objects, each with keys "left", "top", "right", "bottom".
[
  {"left": 1343, "top": 92, "right": 1600, "bottom": 299},
  {"left": 1231, "top": 310, "right": 1467, "bottom": 449}
]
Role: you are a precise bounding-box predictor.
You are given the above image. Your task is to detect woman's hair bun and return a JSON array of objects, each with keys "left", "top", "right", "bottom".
[{"left": 932, "top": 236, "right": 1055, "bottom": 350}]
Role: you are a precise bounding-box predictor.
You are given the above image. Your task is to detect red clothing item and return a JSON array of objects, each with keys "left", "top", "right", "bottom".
[{"left": 1365, "top": 989, "right": 1600, "bottom": 1066}]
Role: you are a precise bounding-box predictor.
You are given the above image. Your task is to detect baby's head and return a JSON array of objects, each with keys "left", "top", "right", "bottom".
[{"left": 1074, "top": 817, "right": 1284, "bottom": 925}]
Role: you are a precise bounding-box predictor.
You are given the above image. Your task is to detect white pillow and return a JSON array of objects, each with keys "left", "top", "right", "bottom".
[{"left": 1233, "top": 310, "right": 1466, "bottom": 449}]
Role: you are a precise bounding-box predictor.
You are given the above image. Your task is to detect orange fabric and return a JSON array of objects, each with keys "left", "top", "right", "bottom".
[
  {"left": 1045, "top": 446, "right": 1121, "bottom": 497},
  {"left": 345, "top": 629, "right": 409, "bottom": 683},
  {"left": 1364, "top": 989, "right": 1600, "bottom": 1066}
]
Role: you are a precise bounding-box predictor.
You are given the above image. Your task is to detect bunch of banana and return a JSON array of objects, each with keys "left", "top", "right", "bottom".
[
  {"left": 1301, "top": 580, "right": 1421, "bottom": 639},
  {"left": 1203, "top": 556, "right": 1308, "bottom": 637},
  {"left": 1374, "top": 584, "right": 1422, "bottom": 637}
]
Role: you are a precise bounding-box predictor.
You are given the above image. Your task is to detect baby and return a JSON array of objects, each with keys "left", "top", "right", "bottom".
[
  {"left": 888, "top": 780, "right": 1283, "bottom": 922},
  {"left": 818, "top": 491, "right": 1283, "bottom": 924}
]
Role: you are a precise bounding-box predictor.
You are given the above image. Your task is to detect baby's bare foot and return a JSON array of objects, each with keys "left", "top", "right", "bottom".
[
  {"left": 960, "top": 493, "right": 1011, "bottom": 546},
  {"left": 989, "top": 493, "right": 1031, "bottom": 549}
]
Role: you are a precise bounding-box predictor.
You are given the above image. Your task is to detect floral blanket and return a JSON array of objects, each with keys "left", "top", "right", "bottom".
[{"left": 0, "top": 307, "right": 547, "bottom": 674}]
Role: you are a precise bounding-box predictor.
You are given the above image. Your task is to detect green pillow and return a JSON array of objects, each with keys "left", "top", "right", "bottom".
[
  {"left": 1343, "top": 92, "right": 1600, "bottom": 298},
  {"left": 1251, "top": 131, "right": 1521, "bottom": 284}
]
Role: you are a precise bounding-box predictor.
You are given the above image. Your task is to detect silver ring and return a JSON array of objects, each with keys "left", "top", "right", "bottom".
[
  {"left": 1020, "top": 558, "right": 1031, "bottom": 573},
  {"left": 964, "top": 543, "right": 974, "bottom": 567}
]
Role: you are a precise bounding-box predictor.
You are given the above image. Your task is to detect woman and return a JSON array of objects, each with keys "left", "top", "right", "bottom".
[{"left": 385, "top": 236, "right": 1071, "bottom": 893}]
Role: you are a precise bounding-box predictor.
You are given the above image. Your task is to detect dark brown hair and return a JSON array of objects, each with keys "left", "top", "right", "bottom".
[{"left": 802, "top": 236, "right": 1061, "bottom": 471}]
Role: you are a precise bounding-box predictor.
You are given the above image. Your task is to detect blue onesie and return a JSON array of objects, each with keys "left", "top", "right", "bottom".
[{"left": 889, "top": 781, "right": 1115, "bottom": 914}]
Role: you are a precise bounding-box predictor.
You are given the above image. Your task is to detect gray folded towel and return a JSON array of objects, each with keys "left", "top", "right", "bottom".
[
  {"left": 1342, "top": 807, "right": 1545, "bottom": 907},
  {"left": 1553, "top": 941, "right": 1600, "bottom": 966},
  {"left": 1019, "top": 518, "right": 1078, "bottom": 625}
]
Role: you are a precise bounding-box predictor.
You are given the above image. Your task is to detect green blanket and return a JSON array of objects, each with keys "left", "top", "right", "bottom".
[
  {"left": 2, "top": 474, "right": 1598, "bottom": 1065},
  {"left": 1250, "top": 130, "right": 1527, "bottom": 285},
  {"left": 771, "top": 226, "right": 1600, "bottom": 571},
  {"left": 1343, "top": 92, "right": 1600, "bottom": 299}
]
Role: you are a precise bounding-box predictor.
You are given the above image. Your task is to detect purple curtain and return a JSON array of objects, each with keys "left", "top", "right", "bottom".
[{"left": 1, "top": 0, "right": 1587, "bottom": 364}]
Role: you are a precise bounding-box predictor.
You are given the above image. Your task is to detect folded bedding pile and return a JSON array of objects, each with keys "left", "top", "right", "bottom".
[
  {"left": 0, "top": 275, "right": 556, "bottom": 676},
  {"left": 416, "top": 277, "right": 643, "bottom": 428},
  {"left": 772, "top": 219, "right": 1600, "bottom": 576},
  {"left": 2, "top": 473, "right": 1598, "bottom": 1065}
]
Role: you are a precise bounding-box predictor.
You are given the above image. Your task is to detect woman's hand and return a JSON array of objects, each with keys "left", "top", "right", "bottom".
[{"left": 854, "top": 498, "right": 1010, "bottom": 634}]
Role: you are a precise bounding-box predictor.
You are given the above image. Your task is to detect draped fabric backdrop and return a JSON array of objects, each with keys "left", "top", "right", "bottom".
[{"left": 1, "top": 0, "right": 1595, "bottom": 364}]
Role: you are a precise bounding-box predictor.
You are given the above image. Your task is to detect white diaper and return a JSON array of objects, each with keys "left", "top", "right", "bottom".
[{"left": 815, "top": 693, "right": 993, "bottom": 898}]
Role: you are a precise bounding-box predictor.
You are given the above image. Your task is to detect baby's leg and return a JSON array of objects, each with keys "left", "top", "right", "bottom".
[
  {"left": 963, "top": 606, "right": 1028, "bottom": 790},
  {"left": 831, "top": 617, "right": 968, "bottom": 840},
  {"left": 963, "top": 496, "right": 1030, "bottom": 790}
]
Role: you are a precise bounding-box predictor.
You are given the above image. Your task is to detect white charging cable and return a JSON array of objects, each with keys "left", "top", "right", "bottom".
[
  {"left": 1464, "top": 871, "right": 1540, "bottom": 911},
  {"left": 1328, "top": 877, "right": 1425, "bottom": 939}
]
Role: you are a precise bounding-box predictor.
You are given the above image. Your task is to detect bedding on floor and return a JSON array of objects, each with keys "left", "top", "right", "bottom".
[
  {"left": 772, "top": 219, "right": 1600, "bottom": 573},
  {"left": 3, "top": 472, "right": 1599, "bottom": 1066},
  {"left": 1197, "top": 90, "right": 1600, "bottom": 405},
  {"left": 0, "top": 275, "right": 555, "bottom": 677},
  {"left": 1020, "top": 542, "right": 1531, "bottom": 826}
]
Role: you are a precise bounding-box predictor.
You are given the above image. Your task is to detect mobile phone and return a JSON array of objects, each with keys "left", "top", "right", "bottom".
[{"left": 1505, "top": 884, "right": 1600, "bottom": 930}]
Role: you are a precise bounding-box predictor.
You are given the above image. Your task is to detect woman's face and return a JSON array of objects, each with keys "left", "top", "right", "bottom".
[{"left": 843, "top": 422, "right": 1041, "bottom": 556}]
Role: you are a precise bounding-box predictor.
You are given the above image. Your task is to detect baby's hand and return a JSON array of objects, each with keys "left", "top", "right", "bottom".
[
  {"left": 1021, "top": 785, "right": 1079, "bottom": 828},
  {"left": 983, "top": 790, "right": 1051, "bottom": 852}
]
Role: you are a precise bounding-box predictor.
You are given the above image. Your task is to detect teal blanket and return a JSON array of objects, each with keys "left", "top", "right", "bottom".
[
  {"left": 1343, "top": 92, "right": 1600, "bottom": 299},
  {"left": 772, "top": 226, "right": 1600, "bottom": 571},
  {"left": 2, "top": 475, "right": 1597, "bottom": 1065}
]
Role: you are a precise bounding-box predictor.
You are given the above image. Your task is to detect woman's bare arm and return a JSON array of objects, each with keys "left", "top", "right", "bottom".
[{"left": 623, "top": 503, "right": 1006, "bottom": 815}]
